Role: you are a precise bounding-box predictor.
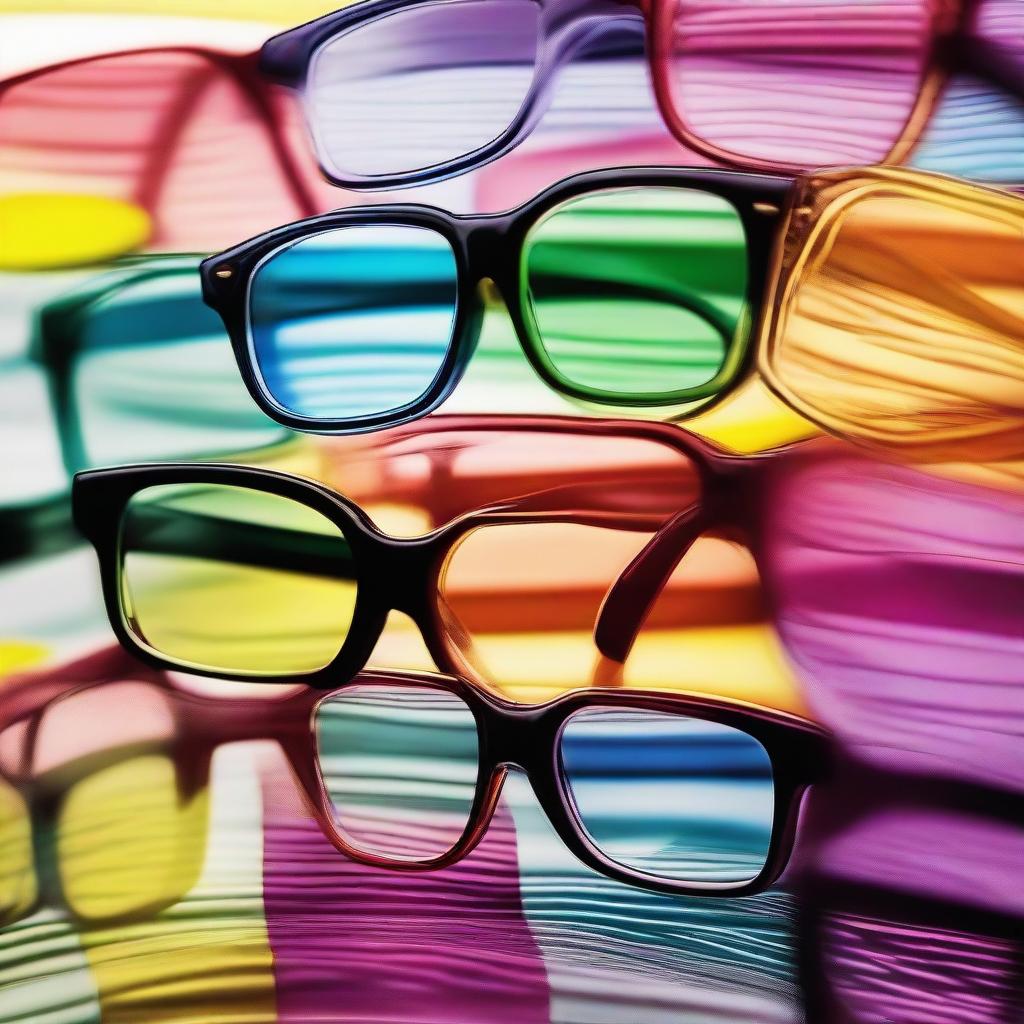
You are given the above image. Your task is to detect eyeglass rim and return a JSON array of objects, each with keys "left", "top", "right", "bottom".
[{"left": 201, "top": 165, "right": 788, "bottom": 434}]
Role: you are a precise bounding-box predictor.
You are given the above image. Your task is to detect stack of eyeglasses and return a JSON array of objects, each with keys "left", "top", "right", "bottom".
[{"left": 2, "top": 2, "right": 1022, "bottom": 1021}]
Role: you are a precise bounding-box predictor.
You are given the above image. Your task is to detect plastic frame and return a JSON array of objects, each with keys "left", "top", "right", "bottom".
[
  {"left": 29, "top": 255, "right": 263, "bottom": 477},
  {"left": 200, "top": 165, "right": 788, "bottom": 433},
  {"left": 262, "top": 0, "right": 1024, "bottom": 187},
  {"left": 7, "top": 643, "right": 825, "bottom": 903},
  {"left": 0, "top": 48, "right": 322, "bottom": 218},
  {"left": 649, "top": 0, "right": 1024, "bottom": 175},
  {"left": 755, "top": 164, "right": 1024, "bottom": 459},
  {"left": 72, "top": 414, "right": 785, "bottom": 690},
  {"left": 260, "top": 0, "right": 649, "bottom": 190}
]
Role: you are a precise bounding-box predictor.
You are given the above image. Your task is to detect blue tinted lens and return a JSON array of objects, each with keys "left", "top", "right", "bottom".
[
  {"left": 560, "top": 708, "right": 774, "bottom": 884},
  {"left": 248, "top": 224, "right": 459, "bottom": 423}
]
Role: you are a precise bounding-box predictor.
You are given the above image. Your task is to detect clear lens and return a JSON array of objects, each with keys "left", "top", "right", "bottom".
[
  {"left": 523, "top": 187, "right": 749, "bottom": 402},
  {"left": 560, "top": 708, "right": 774, "bottom": 884},
  {"left": 306, "top": 0, "right": 540, "bottom": 178},
  {"left": 120, "top": 482, "right": 358, "bottom": 674},
  {"left": 70, "top": 267, "right": 285, "bottom": 469},
  {"left": 665, "top": 0, "right": 932, "bottom": 167},
  {"left": 764, "top": 188, "right": 1024, "bottom": 461},
  {"left": 248, "top": 225, "right": 459, "bottom": 422},
  {"left": 315, "top": 684, "right": 480, "bottom": 862}
]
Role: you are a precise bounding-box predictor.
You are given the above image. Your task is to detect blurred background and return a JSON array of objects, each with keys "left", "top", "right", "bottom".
[{"left": 1, "top": 2, "right": 1022, "bottom": 1022}]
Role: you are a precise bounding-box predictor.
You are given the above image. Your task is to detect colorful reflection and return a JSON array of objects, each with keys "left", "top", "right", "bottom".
[
  {"left": 757, "top": 442, "right": 1024, "bottom": 1021},
  {"left": 523, "top": 187, "right": 748, "bottom": 399},
  {"left": 250, "top": 225, "right": 460, "bottom": 420},
  {"left": 3, "top": 4, "right": 1023, "bottom": 1021},
  {"left": 560, "top": 709, "right": 774, "bottom": 884}
]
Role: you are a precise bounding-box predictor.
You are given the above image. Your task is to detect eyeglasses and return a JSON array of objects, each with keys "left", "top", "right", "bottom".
[
  {"left": 759, "top": 165, "right": 1024, "bottom": 464},
  {"left": 0, "top": 48, "right": 333, "bottom": 251},
  {"left": 260, "top": 0, "right": 1023, "bottom": 187},
  {"left": 203, "top": 167, "right": 781, "bottom": 432},
  {"left": 203, "top": 165, "right": 1024, "bottom": 463},
  {"left": 72, "top": 416, "right": 776, "bottom": 691},
  {"left": 13, "top": 645, "right": 821, "bottom": 904},
  {"left": 0, "top": 645, "right": 214, "bottom": 926},
  {"left": 0, "top": 257, "right": 307, "bottom": 569},
  {"left": 757, "top": 441, "right": 1024, "bottom": 793}
]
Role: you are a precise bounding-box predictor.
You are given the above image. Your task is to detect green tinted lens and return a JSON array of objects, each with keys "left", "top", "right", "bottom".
[
  {"left": 119, "top": 482, "right": 358, "bottom": 675},
  {"left": 522, "top": 187, "right": 749, "bottom": 403}
]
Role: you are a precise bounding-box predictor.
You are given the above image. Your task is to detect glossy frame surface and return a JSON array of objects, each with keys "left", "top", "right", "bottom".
[
  {"left": 72, "top": 414, "right": 795, "bottom": 690},
  {"left": 757, "top": 164, "right": 1024, "bottom": 462},
  {"left": 6, "top": 646, "right": 826, "bottom": 902},
  {"left": 262, "top": 0, "right": 1023, "bottom": 186},
  {"left": 201, "top": 165, "right": 787, "bottom": 432}
]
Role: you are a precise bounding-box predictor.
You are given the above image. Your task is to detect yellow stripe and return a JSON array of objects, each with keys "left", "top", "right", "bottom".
[{"left": 0, "top": 0, "right": 352, "bottom": 21}]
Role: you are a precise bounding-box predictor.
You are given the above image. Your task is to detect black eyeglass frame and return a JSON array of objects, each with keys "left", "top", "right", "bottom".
[
  {"left": 200, "top": 165, "right": 789, "bottom": 435},
  {"left": 72, "top": 416, "right": 761, "bottom": 692},
  {"left": 4, "top": 646, "right": 827, "bottom": 900}
]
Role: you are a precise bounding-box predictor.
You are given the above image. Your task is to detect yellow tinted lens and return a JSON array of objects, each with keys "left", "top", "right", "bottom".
[
  {"left": 57, "top": 755, "right": 208, "bottom": 923},
  {"left": 120, "top": 483, "right": 358, "bottom": 675},
  {"left": 0, "top": 780, "right": 36, "bottom": 924},
  {"left": 764, "top": 186, "right": 1024, "bottom": 461}
]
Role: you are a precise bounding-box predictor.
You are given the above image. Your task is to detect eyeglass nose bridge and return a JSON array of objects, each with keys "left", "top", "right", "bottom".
[
  {"left": 480, "top": 700, "right": 551, "bottom": 776},
  {"left": 365, "top": 533, "right": 447, "bottom": 624},
  {"left": 465, "top": 216, "right": 519, "bottom": 290}
]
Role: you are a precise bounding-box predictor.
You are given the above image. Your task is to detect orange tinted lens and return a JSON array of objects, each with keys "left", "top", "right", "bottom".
[
  {"left": 431, "top": 432, "right": 708, "bottom": 694},
  {"left": 763, "top": 184, "right": 1024, "bottom": 461}
]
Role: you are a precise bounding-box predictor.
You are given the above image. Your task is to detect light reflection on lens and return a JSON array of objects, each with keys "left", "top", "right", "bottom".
[
  {"left": 315, "top": 684, "right": 480, "bottom": 862},
  {"left": 560, "top": 708, "right": 774, "bottom": 883},
  {"left": 249, "top": 225, "right": 459, "bottom": 421}
]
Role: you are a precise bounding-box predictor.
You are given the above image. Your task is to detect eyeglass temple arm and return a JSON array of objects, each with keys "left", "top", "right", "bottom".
[{"left": 593, "top": 503, "right": 708, "bottom": 664}]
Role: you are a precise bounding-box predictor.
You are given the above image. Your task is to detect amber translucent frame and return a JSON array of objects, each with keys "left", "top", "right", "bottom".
[{"left": 757, "top": 165, "right": 1024, "bottom": 461}]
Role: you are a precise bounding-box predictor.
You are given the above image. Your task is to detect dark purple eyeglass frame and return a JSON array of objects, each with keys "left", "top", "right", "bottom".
[
  {"left": 259, "top": 0, "right": 1024, "bottom": 189},
  {"left": 260, "top": 0, "right": 648, "bottom": 190}
]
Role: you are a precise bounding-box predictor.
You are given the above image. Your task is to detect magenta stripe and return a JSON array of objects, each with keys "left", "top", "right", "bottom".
[{"left": 260, "top": 754, "right": 551, "bottom": 1023}]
